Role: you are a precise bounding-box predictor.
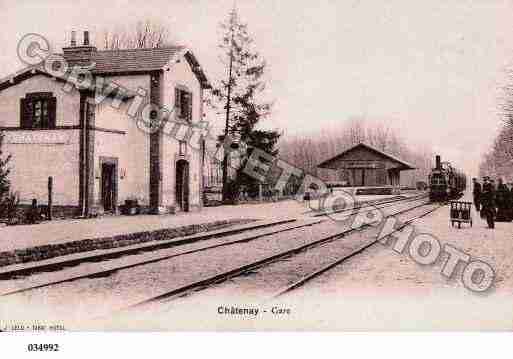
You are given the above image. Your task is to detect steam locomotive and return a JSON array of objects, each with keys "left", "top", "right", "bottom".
[{"left": 428, "top": 155, "right": 466, "bottom": 202}]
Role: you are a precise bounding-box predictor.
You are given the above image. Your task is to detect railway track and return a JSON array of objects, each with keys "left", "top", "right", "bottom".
[
  {"left": 123, "top": 196, "right": 437, "bottom": 310},
  {"left": 0, "top": 195, "right": 429, "bottom": 299},
  {"left": 0, "top": 218, "right": 295, "bottom": 280},
  {"left": 0, "top": 195, "right": 438, "bottom": 323},
  {"left": 299, "top": 192, "right": 426, "bottom": 215},
  {"left": 0, "top": 219, "right": 321, "bottom": 296},
  {"left": 271, "top": 203, "right": 441, "bottom": 298},
  {"left": 309, "top": 193, "right": 428, "bottom": 217}
]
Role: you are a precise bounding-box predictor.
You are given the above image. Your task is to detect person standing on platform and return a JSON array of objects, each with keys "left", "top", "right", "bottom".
[
  {"left": 496, "top": 179, "right": 510, "bottom": 222},
  {"left": 481, "top": 176, "right": 496, "bottom": 229},
  {"left": 472, "top": 178, "right": 482, "bottom": 212},
  {"left": 507, "top": 182, "right": 513, "bottom": 222}
]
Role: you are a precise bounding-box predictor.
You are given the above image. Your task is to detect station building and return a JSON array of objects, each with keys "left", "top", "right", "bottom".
[
  {"left": 0, "top": 31, "right": 210, "bottom": 217},
  {"left": 317, "top": 143, "right": 415, "bottom": 191}
]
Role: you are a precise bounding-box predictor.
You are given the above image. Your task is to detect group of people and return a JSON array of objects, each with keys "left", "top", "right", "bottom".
[{"left": 472, "top": 177, "right": 513, "bottom": 229}]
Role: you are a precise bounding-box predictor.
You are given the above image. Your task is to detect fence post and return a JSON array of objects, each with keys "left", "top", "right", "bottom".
[{"left": 48, "top": 176, "right": 53, "bottom": 221}]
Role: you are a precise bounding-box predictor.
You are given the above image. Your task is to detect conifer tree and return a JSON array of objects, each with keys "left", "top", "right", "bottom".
[{"left": 210, "top": 8, "right": 280, "bottom": 200}]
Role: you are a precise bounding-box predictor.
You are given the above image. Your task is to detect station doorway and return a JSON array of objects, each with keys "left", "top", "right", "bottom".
[
  {"left": 176, "top": 160, "right": 190, "bottom": 212},
  {"left": 100, "top": 158, "right": 118, "bottom": 213}
]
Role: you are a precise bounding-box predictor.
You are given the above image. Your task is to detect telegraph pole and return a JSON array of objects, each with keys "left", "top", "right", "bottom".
[{"left": 222, "top": 10, "right": 235, "bottom": 202}]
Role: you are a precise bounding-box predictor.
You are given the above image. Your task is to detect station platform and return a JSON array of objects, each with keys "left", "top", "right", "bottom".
[
  {"left": 0, "top": 200, "right": 307, "bottom": 251},
  {"left": 0, "top": 190, "right": 424, "bottom": 268},
  {"left": 330, "top": 186, "right": 402, "bottom": 196}
]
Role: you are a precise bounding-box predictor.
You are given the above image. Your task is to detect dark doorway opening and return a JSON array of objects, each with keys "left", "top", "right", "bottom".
[
  {"left": 353, "top": 169, "right": 365, "bottom": 186},
  {"left": 101, "top": 162, "right": 117, "bottom": 213},
  {"left": 176, "top": 160, "right": 190, "bottom": 212}
]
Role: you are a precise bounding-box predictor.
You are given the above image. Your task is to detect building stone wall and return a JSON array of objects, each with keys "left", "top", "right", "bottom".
[
  {"left": 2, "top": 130, "right": 80, "bottom": 206},
  {"left": 93, "top": 74, "right": 151, "bottom": 208},
  {"left": 161, "top": 57, "right": 204, "bottom": 211},
  {"left": 0, "top": 74, "right": 81, "bottom": 207}
]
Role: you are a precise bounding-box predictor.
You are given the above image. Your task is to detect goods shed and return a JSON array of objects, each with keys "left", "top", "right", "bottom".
[{"left": 317, "top": 143, "right": 415, "bottom": 188}]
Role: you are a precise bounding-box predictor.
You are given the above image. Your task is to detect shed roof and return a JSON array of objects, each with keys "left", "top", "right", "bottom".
[{"left": 317, "top": 142, "right": 416, "bottom": 170}]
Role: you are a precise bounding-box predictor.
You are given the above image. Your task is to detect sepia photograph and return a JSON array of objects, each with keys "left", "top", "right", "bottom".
[{"left": 0, "top": 0, "right": 512, "bottom": 344}]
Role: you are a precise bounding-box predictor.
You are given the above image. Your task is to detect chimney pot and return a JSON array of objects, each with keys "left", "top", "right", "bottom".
[
  {"left": 83, "top": 31, "right": 90, "bottom": 46},
  {"left": 71, "top": 31, "right": 77, "bottom": 47}
]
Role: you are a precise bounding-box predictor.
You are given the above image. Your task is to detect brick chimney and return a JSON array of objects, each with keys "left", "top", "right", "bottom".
[{"left": 62, "top": 30, "right": 97, "bottom": 66}]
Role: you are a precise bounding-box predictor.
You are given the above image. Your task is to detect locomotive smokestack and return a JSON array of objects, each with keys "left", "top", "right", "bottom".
[{"left": 435, "top": 155, "right": 441, "bottom": 170}]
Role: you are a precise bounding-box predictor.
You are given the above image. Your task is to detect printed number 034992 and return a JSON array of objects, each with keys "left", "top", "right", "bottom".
[{"left": 27, "top": 344, "right": 59, "bottom": 352}]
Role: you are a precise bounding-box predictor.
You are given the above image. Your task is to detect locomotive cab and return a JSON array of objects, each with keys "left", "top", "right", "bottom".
[
  {"left": 428, "top": 155, "right": 466, "bottom": 202},
  {"left": 429, "top": 171, "right": 449, "bottom": 201}
]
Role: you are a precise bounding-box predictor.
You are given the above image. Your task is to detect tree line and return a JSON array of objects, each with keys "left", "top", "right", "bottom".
[
  {"left": 279, "top": 118, "right": 435, "bottom": 187},
  {"left": 479, "top": 79, "right": 513, "bottom": 181},
  {"left": 478, "top": 123, "right": 513, "bottom": 181}
]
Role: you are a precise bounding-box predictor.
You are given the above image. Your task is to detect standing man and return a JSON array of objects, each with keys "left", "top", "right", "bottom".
[
  {"left": 481, "top": 176, "right": 496, "bottom": 229},
  {"left": 509, "top": 183, "right": 513, "bottom": 221},
  {"left": 472, "top": 178, "right": 482, "bottom": 212},
  {"left": 496, "top": 179, "right": 510, "bottom": 221},
  {"left": 505, "top": 182, "right": 513, "bottom": 222}
]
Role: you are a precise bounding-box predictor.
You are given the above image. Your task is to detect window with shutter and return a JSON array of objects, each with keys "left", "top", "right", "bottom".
[
  {"left": 48, "top": 97, "right": 57, "bottom": 128},
  {"left": 175, "top": 87, "right": 192, "bottom": 122},
  {"left": 19, "top": 93, "right": 57, "bottom": 129},
  {"left": 20, "top": 98, "right": 31, "bottom": 128}
]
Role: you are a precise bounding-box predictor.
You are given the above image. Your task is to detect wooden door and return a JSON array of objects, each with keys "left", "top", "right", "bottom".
[
  {"left": 176, "top": 160, "right": 190, "bottom": 212},
  {"left": 353, "top": 169, "right": 364, "bottom": 186},
  {"left": 101, "top": 163, "right": 115, "bottom": 212}
]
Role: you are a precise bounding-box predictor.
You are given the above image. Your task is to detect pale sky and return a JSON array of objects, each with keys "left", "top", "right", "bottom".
[{"left": 1, "top": 0, "right": 513, "bottom": 177}]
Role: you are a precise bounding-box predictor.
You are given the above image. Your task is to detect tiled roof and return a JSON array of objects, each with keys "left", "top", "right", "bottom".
[
  {"left": 63, "top": 46, "right": 209, "bottom": 88},
  {"left": 63, "top": 46, "right": 183, "bottom": 73},
  {"left": 0, "top": 46, "right": 210, "bottom": 93},
  {"left": 99, "top": 47, "right": 181, "bottom": 73}
]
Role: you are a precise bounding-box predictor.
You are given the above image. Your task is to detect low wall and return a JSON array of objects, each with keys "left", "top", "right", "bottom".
[{"left": 0, "top": 218, "right": 254, "bottom": 267}]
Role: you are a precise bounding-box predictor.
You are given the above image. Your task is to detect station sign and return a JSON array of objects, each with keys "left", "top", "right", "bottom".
[
  {"left": 342, "top": 160, "right": 385, "bottom": 169},
  {"left": 4, "top": 131, "right": 72, "bottom": 145}
]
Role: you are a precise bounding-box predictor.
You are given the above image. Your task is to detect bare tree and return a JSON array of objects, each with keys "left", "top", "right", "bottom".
[
  {"left": 101, "top": 20, "right": 172, "bottom": 50},
  {"left": 279, "top": 118, "right": 434, "bottom": 187},
  {"left": 366, "top": 124, "right": 390, "bottom": 151},
  {"left": 479, "top": 69, "right": 513, "bottom": 181}
]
